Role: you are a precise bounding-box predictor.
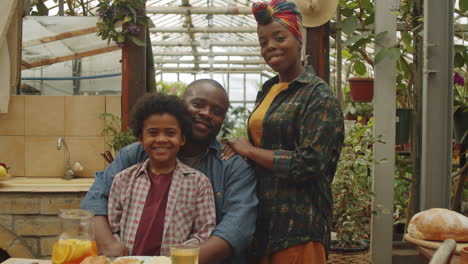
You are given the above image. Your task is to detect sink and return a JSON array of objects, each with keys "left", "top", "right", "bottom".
[{"left": 0, "top": 177, "right": 94, "bottom": 192}]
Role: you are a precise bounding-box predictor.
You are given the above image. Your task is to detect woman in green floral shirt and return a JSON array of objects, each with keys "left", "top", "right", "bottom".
[{"left": 223, "top": 0, "right": 344, "bottom": 262}]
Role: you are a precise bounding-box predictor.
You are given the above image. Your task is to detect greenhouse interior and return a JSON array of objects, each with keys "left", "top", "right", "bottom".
[{"left": 0, "top": 0, "right": 467, "bottom": 264}]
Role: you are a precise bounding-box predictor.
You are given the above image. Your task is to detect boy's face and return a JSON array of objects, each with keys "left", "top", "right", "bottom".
[{"left": 139, "top": 113, "right": 186, "bottom": 170}]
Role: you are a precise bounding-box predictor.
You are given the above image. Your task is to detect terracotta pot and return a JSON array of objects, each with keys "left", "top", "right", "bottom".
[{"left": 349, "top": 78, "right": 374, "bottom": 102}]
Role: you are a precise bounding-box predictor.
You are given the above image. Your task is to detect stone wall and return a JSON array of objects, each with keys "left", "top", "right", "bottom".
[{"left": 0, "top": 192, "right": 86, "bottom": 259}]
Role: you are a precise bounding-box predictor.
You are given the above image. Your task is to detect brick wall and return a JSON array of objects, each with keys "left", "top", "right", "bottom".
[{"left": 0, "top": 192, "right": 86, "bottom": 259}]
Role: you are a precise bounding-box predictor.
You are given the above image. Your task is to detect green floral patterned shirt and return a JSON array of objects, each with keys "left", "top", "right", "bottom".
[{"left": 249, "top": 66, "right": 344, "bottom": 256}]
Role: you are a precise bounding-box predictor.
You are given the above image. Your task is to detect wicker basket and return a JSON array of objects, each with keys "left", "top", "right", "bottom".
[
  {"left": 327, "top": 243, "right": 371, "bottom": 264},
  {"left": 327, "top": 250, "right": 371, "bottom": 264}
]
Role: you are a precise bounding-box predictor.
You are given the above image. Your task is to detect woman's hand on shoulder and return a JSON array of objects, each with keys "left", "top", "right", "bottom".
[
  {"left": 221, "top": 143, "right": 237, "bottom": 160},
  {"left": 222, "top": 137, "right": 254, "bottom": 160}
]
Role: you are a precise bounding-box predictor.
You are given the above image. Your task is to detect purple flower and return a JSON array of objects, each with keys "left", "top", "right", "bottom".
[
  {"left": 98, "top": 9, "right": 107, "bottom": 19},
  {"left": 454, "top": 72, "right": 465, "bottom": 86},
  {"left": 128, "top": 23, "right": 140, "bottom": 35}
]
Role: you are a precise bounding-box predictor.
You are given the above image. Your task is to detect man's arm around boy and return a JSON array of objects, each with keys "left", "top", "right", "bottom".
[{"left": 81, "top": 142, "right": 257, "bottom": 263}]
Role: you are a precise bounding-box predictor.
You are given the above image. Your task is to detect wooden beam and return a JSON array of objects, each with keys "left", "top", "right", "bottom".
[
  {"left": 305, "top": 23, "right": 330, "bottom": 83},
  {"left": 23, "top": 27, "right": 98, "bottom": 48},
  {"left": 21, "top": 60, "right": 32, "bottom": 69},
  {"left": 121, "top": 28, "right": 146, "bottom": 131},
  {"left": 21, "top": 45, "right": 120, "bottom": 69}
]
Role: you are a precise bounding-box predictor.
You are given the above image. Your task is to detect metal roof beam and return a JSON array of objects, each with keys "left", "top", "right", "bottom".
[
  {"left": 179, "top": 0, "right": 199, "bottom": 67},
  {"left": 152, "top": 40, "right": 259, "bottom": 46},
  {"left": 150, "top": 26, "right": 257, "bottom": 33},
  {"left": 147, "top": 6, "right": 251, "bottom": 15},
  {"left": 155, "top": 66, "right": 271, "bottom": 73},
  {"left": 152, "top": 51, "right": 260, "bottom": 56},
  {"left": 154, "top": 59, "right": 265, "bottom": 64}
]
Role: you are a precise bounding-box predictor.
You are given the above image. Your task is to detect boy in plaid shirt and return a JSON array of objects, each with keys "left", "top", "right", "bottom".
[{"left": 107, "top": 93, "right": 216, "bottom": 256}]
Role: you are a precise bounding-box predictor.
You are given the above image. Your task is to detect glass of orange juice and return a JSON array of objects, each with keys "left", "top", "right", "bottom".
[
  {"left": 52, "top": 209, "right": 97, "bottom": 264},
  {"left": 170, "top": 244, "right": 199, "bottom": 264}
]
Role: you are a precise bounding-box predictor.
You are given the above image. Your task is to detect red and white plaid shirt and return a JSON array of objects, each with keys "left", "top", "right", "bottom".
[{"left": 108, "top": 158, "right": 216, "bottom": 256}]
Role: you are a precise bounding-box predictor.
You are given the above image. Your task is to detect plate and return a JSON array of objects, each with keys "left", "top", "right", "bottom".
[
  {"left": 114, "top": 256, "right": 171, "bottom": 264},
  {"left": 0, "top": 174, "right": 13, "bottom": 182}
]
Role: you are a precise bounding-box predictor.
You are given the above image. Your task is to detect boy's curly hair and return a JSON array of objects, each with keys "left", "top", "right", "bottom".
[{"left": 130, "top": 93, "right": 192, "bottom": 140}]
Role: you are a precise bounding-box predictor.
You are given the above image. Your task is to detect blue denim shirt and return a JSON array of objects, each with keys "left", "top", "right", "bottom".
[{"left": 81, "top": 140, "right": 258, "bottom": 263}]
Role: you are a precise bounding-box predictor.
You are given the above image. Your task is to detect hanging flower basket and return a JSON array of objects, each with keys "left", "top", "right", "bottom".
[
  {"left": 349, "top": 78, "right": 374, "bottom": 102},
  {"left": 96, "top": 0, "right": 154, "bottom": 47}
]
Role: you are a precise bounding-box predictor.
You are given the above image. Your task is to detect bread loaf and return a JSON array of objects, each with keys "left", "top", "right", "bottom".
[
  {"left": 408, "top": 208, "right": 468, "bottom": 242},
  {"left": 80, "top": 256, "right": 110, "bottom": 264}
]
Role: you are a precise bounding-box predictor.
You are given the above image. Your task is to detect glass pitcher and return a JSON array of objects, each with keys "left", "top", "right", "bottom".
[{"left": 51, "top": 209, "right": 98, "bottom": 264}]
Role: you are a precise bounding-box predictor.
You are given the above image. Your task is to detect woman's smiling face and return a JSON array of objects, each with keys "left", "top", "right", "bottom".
[{"left": 258, "top": 21, "right": 303, "bottom": 82}]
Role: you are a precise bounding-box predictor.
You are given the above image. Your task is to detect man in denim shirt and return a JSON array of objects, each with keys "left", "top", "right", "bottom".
[{"left": 81, "top": 79, "right": 257, "bottom": 264}]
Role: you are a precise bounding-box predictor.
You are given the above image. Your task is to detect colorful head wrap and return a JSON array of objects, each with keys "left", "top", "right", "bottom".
[{"left": 252, "top": 0, "right": 303, "bottom": 41}]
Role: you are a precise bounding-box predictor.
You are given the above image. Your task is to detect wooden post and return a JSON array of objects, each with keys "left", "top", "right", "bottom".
[
  {"left": 305, "top": 23, "right": 330, "bottom": 83},
  {"left": 121, "top": 27, "right": 146, "bottom": 131}
]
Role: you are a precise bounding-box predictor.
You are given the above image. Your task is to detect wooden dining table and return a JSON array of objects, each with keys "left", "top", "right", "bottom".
[{"left": 0, "top": 259, "right": 51, "bottom": 264}]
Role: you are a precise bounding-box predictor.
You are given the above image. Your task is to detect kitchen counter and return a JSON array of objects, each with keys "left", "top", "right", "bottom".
[{"left": 0, "top": 177, "right": 94, "bottom": 192}]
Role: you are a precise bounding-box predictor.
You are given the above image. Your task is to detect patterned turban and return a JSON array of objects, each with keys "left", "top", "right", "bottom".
[{"left": 252, "top": 0, "right": 303, "bottom": 41}]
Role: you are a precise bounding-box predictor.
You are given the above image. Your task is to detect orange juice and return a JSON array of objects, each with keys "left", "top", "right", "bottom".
[
  {"left": 171, "top": 253, "right": 198, "bottom": 264},
  {"left": 52, "top": 239, "right": 97, "bottom": 264},
  {"left": 171, "top": 245, "right": 199, "bottom": 264}
]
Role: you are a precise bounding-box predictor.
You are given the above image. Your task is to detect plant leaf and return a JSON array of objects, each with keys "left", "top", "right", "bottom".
[
  {"left": 374, "top": 48, "right": 388, "bottom": 65},
  {"left": 454, "top": 52, "right": 465, "bottom": 68},
  {"left": 128, "top": 35, "right": 146, "bottom": 46},
  {"left": 460, "top": 0, "right": 468, "bottom": 13},
  {"left": 374, "top": 31, "right": 388, "bottom": 43},
  {"left": 388, "top": 47, "right": 401, "bottom": 62},
  {"left": 454, "top": 45, "right": 467, "bottom": 53},
  {"left": 342, "top": 17, "right": 360, "bottom": 35},
  {"left": 343, "top": 34, "right": 363, "bottom": 47},
  {"left": 353, "top": 61, "right": 367, "bottom": 76}
]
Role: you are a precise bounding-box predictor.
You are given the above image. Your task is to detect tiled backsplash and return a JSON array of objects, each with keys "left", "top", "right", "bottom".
[{"left": 0, "top": 95, "right": 121, "bottom": 177}]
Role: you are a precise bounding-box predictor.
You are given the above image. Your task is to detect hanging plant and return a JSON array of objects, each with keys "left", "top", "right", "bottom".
[{"left": 96, "top": 0, "right": 154, "bottom": 47}]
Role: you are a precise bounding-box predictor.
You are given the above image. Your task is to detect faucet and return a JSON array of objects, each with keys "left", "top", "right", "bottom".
[{"left": 57, "top": 137, "right": 75, "bottom": 180}]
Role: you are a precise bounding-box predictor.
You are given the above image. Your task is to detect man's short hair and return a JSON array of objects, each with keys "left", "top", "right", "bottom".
[
  {"left": 184, "top": 79, "right": 228, "bottom": 98},
  {"left": 130, "top": 93, "right": 192, "bottom": 139}
]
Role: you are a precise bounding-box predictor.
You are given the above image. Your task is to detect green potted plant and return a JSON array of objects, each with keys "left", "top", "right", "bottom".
[
  {"left": 99, "top": 113, "right": 136, "bottom": 158},
  {"left": 96, "top": 0, "right": 154, "bottom": 47},
  {"left": 343, "top": 101, "right": 373, "bottom": 124},
  {"left": 339, "top": 0, "right": 415, "bottom": 103},
  {"left": 329, "top": 118, "right": 383, "bottom": 263},
  {"left": 342, "top": 50, "right": 374, "bottom": 102}
]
